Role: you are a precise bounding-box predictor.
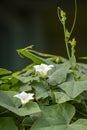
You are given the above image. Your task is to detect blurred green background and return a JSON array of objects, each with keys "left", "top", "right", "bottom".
[{"left": 0, "top": 0, "right": 87, "bottom": 71}]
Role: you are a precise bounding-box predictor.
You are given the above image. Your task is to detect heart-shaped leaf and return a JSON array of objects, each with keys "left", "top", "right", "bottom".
[
  {"left": 31, "top": 103, "right": 87, "bottom": 130},
  {"left": 0, "top": 91, "right": 41, "bottom": 116},
  {"left": 31, "top": 103, "right": 75, "bottom": 130}
]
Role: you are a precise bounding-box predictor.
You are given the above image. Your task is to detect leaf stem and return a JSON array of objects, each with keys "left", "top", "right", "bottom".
[{"left": 77, "top": 110, "right": 87, "bottom": 118}]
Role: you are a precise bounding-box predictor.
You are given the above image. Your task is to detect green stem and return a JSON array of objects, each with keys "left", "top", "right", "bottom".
[
  {"left": 0, "top": 110, "right": 9, "bottom": 115},
  {"left": 63, "top": 24, "right": 71, "bottom": 60},
  {"left": 65, "top": 40, "right": 71, "bottom": 60},
  {"left": 70, "top": 0, "right": 77, "bottom": 36},
  {"left": 77, "top": 110, "right": 87, "bottom": 118},
  {"left": 57, "top": 7, "right": 71, "bottom": 61}
]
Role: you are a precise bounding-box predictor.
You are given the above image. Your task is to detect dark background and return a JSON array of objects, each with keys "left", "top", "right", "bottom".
[{"left": 0, "top": 0, "right": 87, "bottom": 71}]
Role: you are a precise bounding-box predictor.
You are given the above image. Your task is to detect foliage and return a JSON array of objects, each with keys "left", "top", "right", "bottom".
[{"left": 0, "top": 1, "right": 87, "bottom": 130}]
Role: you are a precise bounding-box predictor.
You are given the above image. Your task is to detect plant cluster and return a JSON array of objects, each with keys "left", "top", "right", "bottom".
[{"left": 0, "top": 1, "right": 87, "bottom": 130}]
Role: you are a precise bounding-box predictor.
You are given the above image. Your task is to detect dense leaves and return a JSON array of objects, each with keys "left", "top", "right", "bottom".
[
  {"left": 0, "top": 45, "right": 87, "bottom": 130},
  {"left": 0, "top": 117, "right": 18, "bottom": 130},
  {"left": 0, "top": 3, "right": 87, "bottom": 129}
]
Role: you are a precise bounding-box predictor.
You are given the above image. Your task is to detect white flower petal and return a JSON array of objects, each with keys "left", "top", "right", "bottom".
[
  {"left": 14, "top": 91, "right": 34, "bottom": 105},
  {"left": 34, "top": 64, "right": 54, "bottom": 78}
]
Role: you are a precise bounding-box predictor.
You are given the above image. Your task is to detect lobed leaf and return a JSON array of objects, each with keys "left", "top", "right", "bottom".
[{"left": 59, "top": 78, "right": 87, "bottom": 98}]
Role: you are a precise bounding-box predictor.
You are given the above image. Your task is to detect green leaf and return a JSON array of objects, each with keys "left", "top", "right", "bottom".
[
  {"left": 54, "top": 92, "right": 72, "bottom": 103},
  {"left": 12, "top": 63, "right": 35, "bottom": 76},
  {"left": 0, "top": 80, "right": 2, "bottom": 84},
  {"left": 0, "top": 76, "right": 20, "bottom": 91},
  {"left": 47, "top": 61, "right": 70, "bottom": 86},
  {"left": 17, "top": 48, "right": 48, "bottom": 64},
  {"left": 32, "top": 81, "right": 49, "bottom": 100},
  {"left": 78, "top": 63, "right": 87, "bottom": 74},
  {"left": 31, "top": 103, "right": 75, "bottom": 130},
  {"left": 0, "top": 84, "right": 10, "bottom": 90},
  {"left": 59, "top": 78, "right": 87, "bottom": 98},
  {"left": 0, "top": 117, "right": 18, "bottom": 130},
  {"left": 19, "top": 84, "right": 32, "bottom": 92},
  {"left": 22, "top": 113, "right": 41, "bottom": 127},
  {"left": 17, "top": 45, "right": 65, "bottom": 64},
  {"left": 31, "top": 103, "right": 87, "bottom": 130},
  {"left": 0, "top": 68, "right": 11, "bottom": 75},
  {"left": 70, "top": 119, "right": 87, "bottom": 130},
  {"left": 16, "top": 75, "right": 39, "bottom": 83},
  {"left": 0, "top": 91, "right": 41, "bottom": 116},
  {"left": 15, "top": 68, "right": 39, "bottom": 83},
  {"left": 26, "top": 48, "right": 67, "bottom": 64},
  {"left": 0, "top": 75, "right": 11, "bottom": 83}
]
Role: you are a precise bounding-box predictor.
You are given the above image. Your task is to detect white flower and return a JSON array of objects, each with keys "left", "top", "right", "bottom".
[
  {"left": 34, "top": 64, "right": 54, "bottom": 78},
  {"left": 14, "top": 91, "right": 34, "bottom": 105}
]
